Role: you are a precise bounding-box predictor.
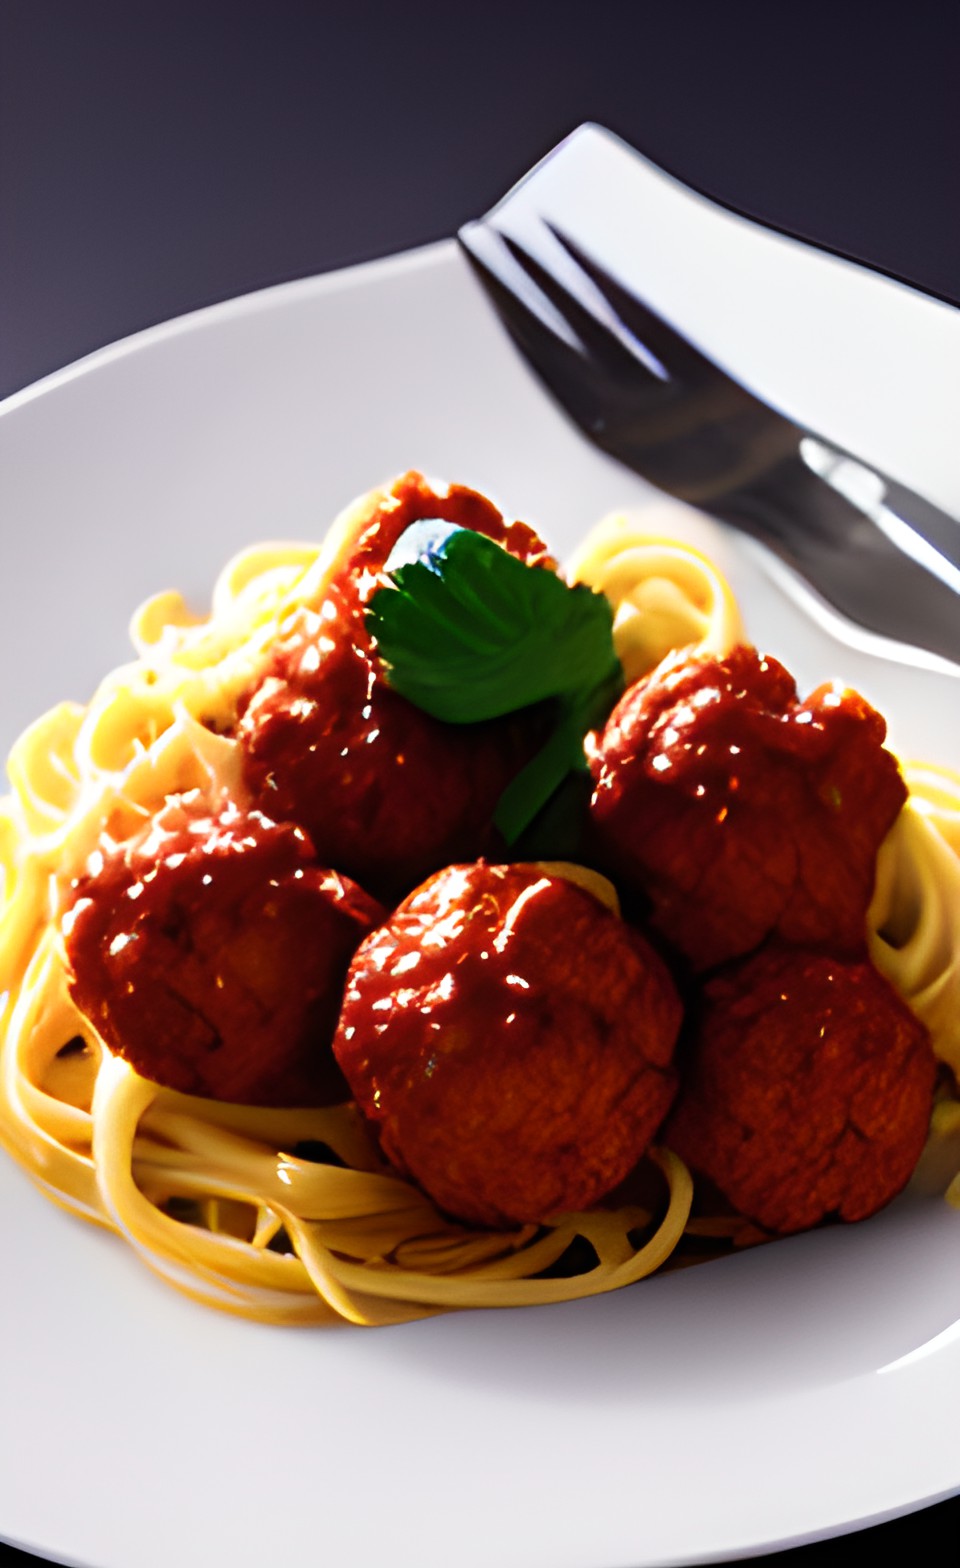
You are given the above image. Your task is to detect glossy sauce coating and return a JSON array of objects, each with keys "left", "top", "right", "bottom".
[
  {"left": 663, "top": 942, "right": 937, "bottom": 1233},
  {"left": 334, "top": 862, "right": 682, "bottom": 1228},
  {"left": 321, "top": 469, "right": 556, "bottom": 611},
  {"left": 238, "top": 472, "right": 554, "bottom": 899},
  {"left": 63, "top": 795, "right": 385, "bottom": 1105},
  {"left": 590, "top": 644, "right": 907, "bottom": 969}
]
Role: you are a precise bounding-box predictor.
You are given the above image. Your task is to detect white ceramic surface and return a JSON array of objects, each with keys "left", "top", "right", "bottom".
[{"left": 2, "top": 126, "right": 960, "bottom": 1568}]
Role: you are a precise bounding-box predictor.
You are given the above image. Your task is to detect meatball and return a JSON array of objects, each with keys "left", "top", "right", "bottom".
[
  {"left": 238, "top": 473, "right": 554, "bottom": 900},
  {"left": 590, "top": 644, "right": 906, "bottom": 969},
  {"left": 63, "top": 795, "right": 385, "bottom": 1105},
  {"left": 333, "top": 862, "right": 682, "bottom": 1228},
  {"left": 663, "top": 943, "right": 936, "bottom": 1234},
  {"left": 317, "top": 469, "right": 556, "bottom": 610}
]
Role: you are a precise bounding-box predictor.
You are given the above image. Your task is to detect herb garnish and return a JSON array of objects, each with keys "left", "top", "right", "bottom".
[{"left": 366, "top": 524, "right": 623, "bottom": 843}]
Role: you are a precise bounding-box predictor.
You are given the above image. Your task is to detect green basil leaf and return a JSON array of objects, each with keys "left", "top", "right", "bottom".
[{"left": 366, "top": 526, "right": 624, "bottom": 842}]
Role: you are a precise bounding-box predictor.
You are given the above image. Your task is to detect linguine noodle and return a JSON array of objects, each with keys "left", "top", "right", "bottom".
[{"left": 1, "top": 497, "right": 958, "bottom": 1325}]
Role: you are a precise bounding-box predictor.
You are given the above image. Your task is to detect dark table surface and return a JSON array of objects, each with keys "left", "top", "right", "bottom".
[{"left": 2, "top": 3, "right": 960, "bottom": 1564}]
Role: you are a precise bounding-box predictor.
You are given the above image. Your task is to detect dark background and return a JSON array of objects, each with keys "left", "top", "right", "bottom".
[
  {"left": 3, "top": 0, "right": 960, "bottom": 401},
  {"left": 2, "top": 1, "right": 959, "bottom": 1563}
]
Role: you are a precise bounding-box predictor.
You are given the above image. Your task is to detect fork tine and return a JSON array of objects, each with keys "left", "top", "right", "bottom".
[
  {"left": 459, "top": 220, "right": 586, "bottom": 357},
  {"left": 458, "top": 221, "right": 638, "bottom": 430},
  {"left": 494, "top": 229, "right": 672, "bottom": 386},
  {"left": 545, "top": 222, "right": 755, "bottom": 397}
]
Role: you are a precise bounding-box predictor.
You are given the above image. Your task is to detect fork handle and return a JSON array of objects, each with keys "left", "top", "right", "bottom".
[{"left": 716, "top": 448, "right": 960, "bottom": 666}]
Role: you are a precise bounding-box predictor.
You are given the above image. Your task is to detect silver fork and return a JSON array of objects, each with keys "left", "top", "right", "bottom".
[{"left": 458, "top": 143, "right": 960, "bottom": 670}]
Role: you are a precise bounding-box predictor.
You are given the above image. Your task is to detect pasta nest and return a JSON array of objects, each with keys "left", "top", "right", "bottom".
[{"left": 1, "top": 495, "right": 959, "bottom": 1325}]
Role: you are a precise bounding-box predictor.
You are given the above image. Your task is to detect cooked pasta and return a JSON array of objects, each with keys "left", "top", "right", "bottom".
[
  {"left": 868, "top": 768, "right": 960, "bottom": 1077},
  {"left": 1, "top": 493, "right": 958, "bottom": 1325},
  {"left": 569, "top": 509, "right": 745, "bottom": 682}
]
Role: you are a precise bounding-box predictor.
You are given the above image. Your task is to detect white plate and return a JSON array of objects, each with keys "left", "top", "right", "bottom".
[{"left": 2, "top": 127, "right": 960, "bottom": 1568}]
